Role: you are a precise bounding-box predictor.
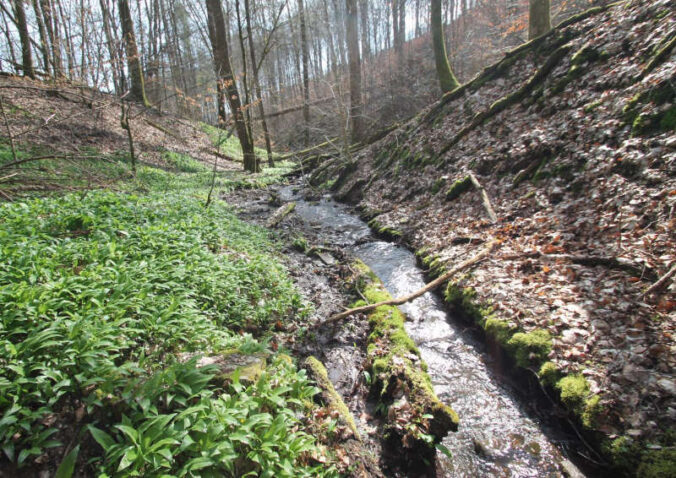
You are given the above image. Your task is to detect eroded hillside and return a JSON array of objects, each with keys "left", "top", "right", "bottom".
[{"left": 314, "top": 0, "right": 675, "bottom": 473}]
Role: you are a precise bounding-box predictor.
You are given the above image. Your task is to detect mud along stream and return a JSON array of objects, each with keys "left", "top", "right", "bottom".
[{"left": 231, "top": 184, "right": 587, "bottom": 477}]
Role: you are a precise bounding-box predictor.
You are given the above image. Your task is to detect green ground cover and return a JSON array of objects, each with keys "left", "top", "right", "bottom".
[{"left": 0, "top": 143, "right": 337, "bottom": 476}]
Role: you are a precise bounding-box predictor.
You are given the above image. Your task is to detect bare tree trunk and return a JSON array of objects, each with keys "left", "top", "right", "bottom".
[
  {"left": 345, "top": 0, "right": 362, "bottom": 142},
  {"left": 359, "top": 0, "right": 370, "bottom": 59},
  {"left": 392, "top": 0, "right": 402, "bottom": 56},
  {"left": 118, "top": 0, "right": 150, "bottom": 105},
  {"left": 298, "top": 0, "right": 310, "bottom": 146},
  {"left": 13, "top": 0, "right": 35, "bottom": 78},
  {"left": 40, "top": 0, "right": 63, "bottom": 78},
  {"left": 31, "top": 0, "right": 51, "bottom": 73},
  {"left": 235, "top": 0, "right": 253, "bottom": 141},
  {"left": 1, "top": 9, "right": 18, "bottom": 73},
  {"left": 244, "top": 0, "right": 273, "bottom": 166},
  {"left": 205, "top": 0, "right": 258, "bottom": 172},
  {"left": 99, "top": 0, "right": 121, "bottom": 93},
  {"left": 529, "top": 0, "right": 551, "bottom": 40},
  {"left": 432, "top": 0, "right": 459, "bottom": 93},
  {"left": 398, "top": 0, "right": 406, "bottom": 50},
  {"left": 55, "top": 0, "right": 75, "bottom": 78},
  {"left": 414, "top": 0, "right": 421, "bottom": 37}
]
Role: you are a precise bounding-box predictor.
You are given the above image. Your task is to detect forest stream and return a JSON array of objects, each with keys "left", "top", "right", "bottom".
[{"left": 273, "top": 184, "right": 588, "bottom": 477}]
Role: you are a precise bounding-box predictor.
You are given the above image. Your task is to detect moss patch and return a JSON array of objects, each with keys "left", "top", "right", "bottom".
[
  {"left": 446, "top": 176, "right": 472, "bottom": 201},
  {"left": 506, "top": 329, "right": 552, "bottom": 369},
  {"left": 367, "top": 218, "right": 403, "bottom": 240},
  {"left": 538, "top": 361, "right": 560, "bottom": 387},
  {"left": 484, "top": 317, "right": 516, "bottom": 346},
  {"left": 555, "top": 374, "right": 593, "bottom": 417}
]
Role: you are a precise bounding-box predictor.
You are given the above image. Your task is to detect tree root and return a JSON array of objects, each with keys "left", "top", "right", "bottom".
[
  {"left": 503, "top": 251, "right": 657, "bottom": 281},
  {"left": 645, "top": 263, "right": 676, "bottom": 296},
  {"left": 438, "top": 43, "right": 573, "bottom": 157}
]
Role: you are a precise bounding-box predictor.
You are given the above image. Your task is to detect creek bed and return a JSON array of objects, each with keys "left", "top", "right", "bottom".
[{"left": 279, "top": 186, "right": 583, "bottom": 477}]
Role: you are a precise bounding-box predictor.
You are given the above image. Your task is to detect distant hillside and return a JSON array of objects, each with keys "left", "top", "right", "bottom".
[
  {"left": 313, "top": 0, "right": 675, "bottom": 474},
  {"left": 0, "top": 77, "right": 275, "bottom": 197}
]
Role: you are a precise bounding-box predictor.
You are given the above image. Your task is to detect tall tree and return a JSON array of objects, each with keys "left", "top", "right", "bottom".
[
  {"left": 31, "top": 0, "right": 51, "bottom": 72},
  {"left": 529, "top": 0, "right": 551, "bottom": 40},
  {"left": 118, "top": 0, "right": 150, "bottom": 105},
  {"left": 13, "top": 0, "right": 35, "bottom": 78},
  {"left": 41, "top": 0, "right": 63, "bottom": 77},
  {"left": 298, "top": 0, "right": 310, "bottom": 146},
  {"left": 345, "top": 0, "right": 362, "bottom": 142},
  {"left": 205, "top": 0, "right": 258, "bottom": 172},
  {"left": 431, "top": 0, "right": 459, "bottom": 93},
  {"left": 244, "top": 0, "right": 274, "bottom": 166},
  {"left": 359, "top": 0, "right": 370, "bottom": 59},
  {"left": 99, "top": 0, "right": 121, "bottom": 93}
]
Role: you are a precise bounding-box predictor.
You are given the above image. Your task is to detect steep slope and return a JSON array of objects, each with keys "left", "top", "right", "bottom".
[{"left": 315, "top": 0, "right": 675, "bottom": 474}]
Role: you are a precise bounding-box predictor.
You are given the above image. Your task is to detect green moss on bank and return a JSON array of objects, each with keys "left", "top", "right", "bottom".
[{"left": 367, "top": 218, "right": 403, "bottom": 240}]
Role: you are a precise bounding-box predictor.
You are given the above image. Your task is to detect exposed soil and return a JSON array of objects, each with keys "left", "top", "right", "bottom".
[{"left": 0, "top": 75, "right": 238, "bottom": 171}]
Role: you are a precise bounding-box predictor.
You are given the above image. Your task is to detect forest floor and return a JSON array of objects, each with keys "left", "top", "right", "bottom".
[{"left": 2, "top": 0, "right": 675, "bottom": 474}]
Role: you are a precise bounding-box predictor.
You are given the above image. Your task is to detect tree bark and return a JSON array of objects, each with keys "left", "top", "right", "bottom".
[
  {"left": 244, "top": 0, "right": 274, "bottom": 166},
  {"left": 431, "top": 0, "right": 459, "bottom": 93},
  {"left": 118, "top": 0, "right": 150, "bottom": 105},
  {"left": 529, "top": 0, "right": 551, "bottom": 40},
  {"left": 298, "top": 0, "right": 310, "bottom": 147},
  {"left": 31, "top": 0, "right": 51, "bottom": 73},
  {"left": 345, "top": 0, "right": 363, "bottom": 142},
  {"left": 359, "top": 0, "right": 370, "bottom": 59},
  {"left": 13, "top": 0, "right": 35, "bottom": 78},
  {"left": 205, "top": 0, "right": 258, "bottom": 172},
  {"left": 234, "top": 0, "right": 253, "bottom": 141},
  {"left": 99, "top": 0, "right": 121, "bottom": 93}
]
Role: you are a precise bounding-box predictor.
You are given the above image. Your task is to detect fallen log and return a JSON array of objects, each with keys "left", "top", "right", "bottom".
[
  {"left": 318, "top": 240, "right": 498, "bottom": 326},
  {"left": 265, "top": 202, "right": 296, "bottom": 228}
]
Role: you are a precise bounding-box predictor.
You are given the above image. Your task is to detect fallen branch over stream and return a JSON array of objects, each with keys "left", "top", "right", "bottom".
[{"left": 317, "top": 240, "right": 499, "bottom": 327}]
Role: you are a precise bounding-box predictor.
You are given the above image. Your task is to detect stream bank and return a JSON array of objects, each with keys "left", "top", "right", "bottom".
[{"left": 224, "top": 183, "right": 592, "bottom": 477}]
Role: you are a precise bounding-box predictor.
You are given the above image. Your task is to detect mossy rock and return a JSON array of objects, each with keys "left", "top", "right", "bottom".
[
  {"left": 180, "top": 352, "right": 267, "bottom": 384},
  {"left": 367, "top": 218, "right": 403, "bottom": 240}
]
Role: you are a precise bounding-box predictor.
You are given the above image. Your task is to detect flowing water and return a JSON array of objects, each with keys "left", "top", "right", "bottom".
[{"left": 279, "top": 186, "right": 583, "bottom": 477}]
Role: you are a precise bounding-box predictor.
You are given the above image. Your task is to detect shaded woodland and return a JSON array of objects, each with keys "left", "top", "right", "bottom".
[{"left": 1, "top": 0, "right": 602, "bottom": 151}]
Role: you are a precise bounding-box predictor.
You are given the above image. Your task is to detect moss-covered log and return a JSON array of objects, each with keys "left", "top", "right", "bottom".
[
  {"left": 351, "top": 261, "right": 458, "bottom": 456},
  {"left": 303, "top": 356, "right": 360, "bottom": 439}
]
